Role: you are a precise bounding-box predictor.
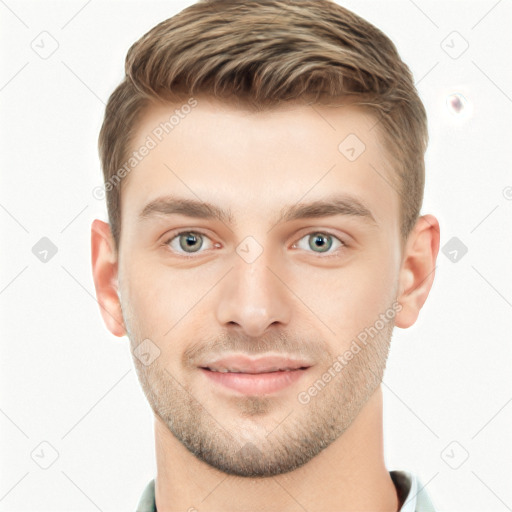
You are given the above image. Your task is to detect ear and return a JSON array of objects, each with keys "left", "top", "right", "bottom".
[
  {"left": 395, "top": 214, "right": 440, "bottom": 329},
  {"left": 91, "top": 219, "right": 126, "bottom": 337}
]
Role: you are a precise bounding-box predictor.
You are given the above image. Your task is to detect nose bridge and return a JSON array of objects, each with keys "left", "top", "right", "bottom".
[{"left": 215, "top": 241, "right": 292, "bottom": 337}]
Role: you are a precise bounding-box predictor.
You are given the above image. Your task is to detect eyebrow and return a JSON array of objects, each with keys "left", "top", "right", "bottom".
[{"left": 138, "top": 194, "right": 378, "bottom": 227}]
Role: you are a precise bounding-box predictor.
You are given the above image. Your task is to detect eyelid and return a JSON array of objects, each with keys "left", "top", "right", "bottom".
[{"left": 294, "top": 227, "right": 349, "bottom": 245}]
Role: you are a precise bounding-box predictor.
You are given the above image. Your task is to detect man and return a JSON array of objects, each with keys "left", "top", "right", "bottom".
[{"left": 91, "top": 0, "right": 440, "bottom": 510}]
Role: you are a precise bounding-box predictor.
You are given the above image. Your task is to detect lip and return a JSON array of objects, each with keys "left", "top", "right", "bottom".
[
  {"left": 198, "top": 354, "right": 313, "bottom": 395},
  {"left": 200, "top": 367, "right": 310, "bottom": 394},
  {"left": 199, "top": 354, "right": 313, "bottom": 374}
]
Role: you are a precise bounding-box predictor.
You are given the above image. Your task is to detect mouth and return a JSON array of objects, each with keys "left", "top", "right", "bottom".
[
  {"left": 200, "top": 367, "right": 310, "bottom": 374},
  {"left": 198, "top": 355, "right": 313, "bottom": 395},
  {"left": 199, "top": 354, "right": 313, "bottom": 374}
]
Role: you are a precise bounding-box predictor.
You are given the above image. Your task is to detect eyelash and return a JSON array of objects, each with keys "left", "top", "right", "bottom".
[{"left": 162, "top": 230, "right": 348, "bottom": 259}]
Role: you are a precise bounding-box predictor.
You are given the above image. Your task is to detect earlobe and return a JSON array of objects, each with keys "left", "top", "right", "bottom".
[
  {"left": 91, "top": 219, "right": 127, "bottom": 337},
  {"left": 394, "top": 214, "right": 440, "bottom": 329}
]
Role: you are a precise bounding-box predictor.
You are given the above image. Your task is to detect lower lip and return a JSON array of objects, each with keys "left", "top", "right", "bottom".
[{"left": 200, "top": 367, "right": 309, "bottom": 395}]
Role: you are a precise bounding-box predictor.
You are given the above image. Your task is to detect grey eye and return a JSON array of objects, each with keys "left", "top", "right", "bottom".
[
  {"left": 293, "top": 232, "right": 343, "bottom": 255},
  {"left": 308, "top": 233, "right": 333, "bottom": 253},
  {"left": 166, "top": 231, "right": 214, "bottom": 255},
  {"left": 178, "top": 232, "right": 203, "bottom": 253}
]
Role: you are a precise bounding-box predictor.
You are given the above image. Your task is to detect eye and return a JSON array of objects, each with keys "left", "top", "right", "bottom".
[
  {"left": 162, "top": 230, "right": 347, "bottom": 259},
  {"left": 163, "top": 230, "right": 217, "bottom": 257},
  {"left": 291, "top": 231, "right": 346, "bottom": 257}
]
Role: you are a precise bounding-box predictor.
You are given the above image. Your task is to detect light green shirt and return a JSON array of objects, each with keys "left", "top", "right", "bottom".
[{"left": 136, "top": 470, "right": 437, "bottom": 511}]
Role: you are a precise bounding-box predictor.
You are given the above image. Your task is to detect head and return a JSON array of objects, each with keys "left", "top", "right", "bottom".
[{"left": 92, "top": 0, "right": 440, "bottom": 477}]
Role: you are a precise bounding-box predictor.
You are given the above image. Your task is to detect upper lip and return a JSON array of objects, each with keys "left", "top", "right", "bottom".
[{"left": 200, "top": 355, "right": 313, "bottom": 373}]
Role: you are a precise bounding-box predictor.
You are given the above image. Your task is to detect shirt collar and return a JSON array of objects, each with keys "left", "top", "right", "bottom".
[{"left": 390, "top": 470, "right": 437, "bottom": 512}]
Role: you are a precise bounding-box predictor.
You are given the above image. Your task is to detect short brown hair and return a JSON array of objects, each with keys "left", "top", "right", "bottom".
[{"left": 98, "top": 0, "right": 427, "bottom": 251}]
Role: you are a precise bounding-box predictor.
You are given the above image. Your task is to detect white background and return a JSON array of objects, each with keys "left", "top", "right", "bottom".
[{"left": 0, "top": 1, "right": 511, "bottom": 510}]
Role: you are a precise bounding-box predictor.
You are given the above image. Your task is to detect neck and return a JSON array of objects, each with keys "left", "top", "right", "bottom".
[{"left": 154, "top": 387, "right": 399, "bottom": 512}]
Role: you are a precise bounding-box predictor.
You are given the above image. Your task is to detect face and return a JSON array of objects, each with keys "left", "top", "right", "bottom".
[{"left": 116, "top": 96, "right": 404, "bottom": 477}]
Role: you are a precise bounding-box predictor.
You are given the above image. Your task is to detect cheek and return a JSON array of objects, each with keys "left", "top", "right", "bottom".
[
  {"left": 119, "top": 256, "right": 170, "bottom": 331},
  {"left": 120, "top": 254, "right": 211, "bottom": 337},
  {"left": 303, "top": 249, "right": 398, "bottom": 341}
]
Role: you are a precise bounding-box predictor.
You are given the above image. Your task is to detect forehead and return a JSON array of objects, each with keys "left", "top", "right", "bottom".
[{"left": 121, "top": 96, "right": 400, "bottom": 234}]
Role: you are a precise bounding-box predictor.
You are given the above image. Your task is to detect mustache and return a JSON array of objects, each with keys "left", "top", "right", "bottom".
[{"left": 182, "top": 331, "right": 331, "bottom": 368}]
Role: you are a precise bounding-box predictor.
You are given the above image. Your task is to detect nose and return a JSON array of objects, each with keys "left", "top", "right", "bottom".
[{"left": 215, "top": 247, "right": 292, "bottom": 338}]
